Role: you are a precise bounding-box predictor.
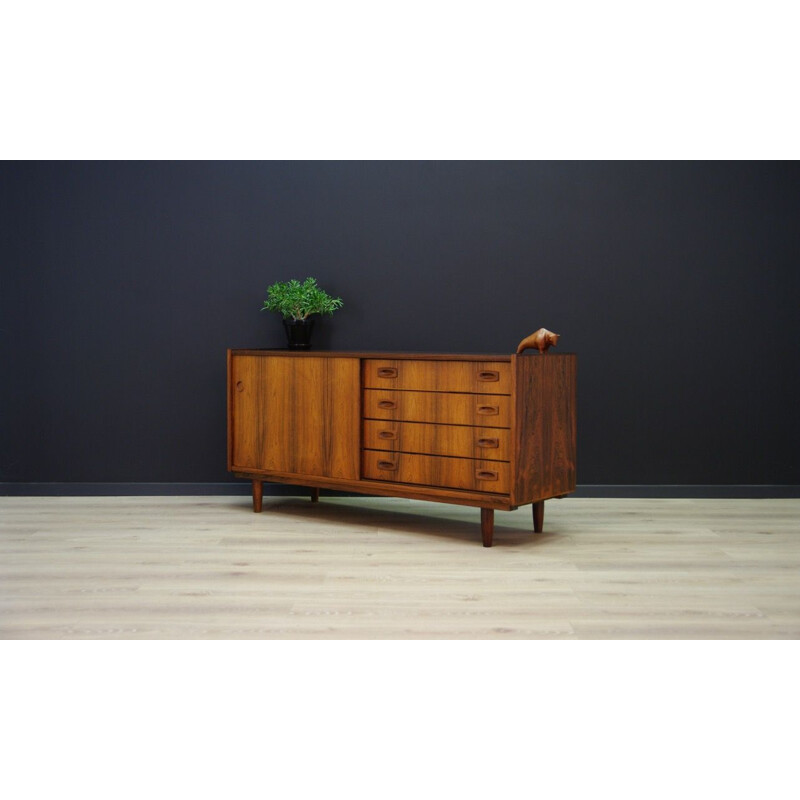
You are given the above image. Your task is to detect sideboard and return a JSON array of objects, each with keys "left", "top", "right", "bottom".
[{"left": 227, "top": 343, "right": 576, "bottom": 546}]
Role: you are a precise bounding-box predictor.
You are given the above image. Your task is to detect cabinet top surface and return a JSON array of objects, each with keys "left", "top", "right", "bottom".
[{"left": 230, "top": 349, "right": 575, "bottom": 360}]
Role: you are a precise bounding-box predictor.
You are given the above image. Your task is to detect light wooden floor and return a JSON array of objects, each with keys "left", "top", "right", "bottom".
[{"left": 1, "top": 496, "right": 798, "bottom": 639}]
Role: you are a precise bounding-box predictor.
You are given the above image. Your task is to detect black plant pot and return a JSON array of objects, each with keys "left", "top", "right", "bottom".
[{"left": 283, "top": 318, "right": 314, "bottom": 350}]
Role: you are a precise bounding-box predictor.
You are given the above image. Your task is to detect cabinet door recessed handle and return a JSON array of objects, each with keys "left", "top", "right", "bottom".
[
  {"left": 377, "top": 368, "right": 398, "bottom": 378},
  {"left": 378, "top": 430, "right": 396, "bottom": 440},
  {"left": 235, "top": 381, "right": 244, "bottom": 392},
  {"left": 478, "top": 370, "right": 500, "bottom": 382},
  {"left": 378, "top": 400, "right": 397, "bottom": 410},
  {"left": 477, "top": 405, "right": 499, "bottom": 415},
  {"left": 377, "top": 460, "right": 397, "bottom": 471},
  {"left": 477, "top": 437, "right": 499, "bottom": 448},
  {"left": 476, "top": 470, "right": 498, "bottom": 481}
]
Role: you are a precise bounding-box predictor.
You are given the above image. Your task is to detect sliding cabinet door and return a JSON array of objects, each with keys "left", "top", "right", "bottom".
[{"left": 230, "top": 355, "right": 360, "bottom": 480}]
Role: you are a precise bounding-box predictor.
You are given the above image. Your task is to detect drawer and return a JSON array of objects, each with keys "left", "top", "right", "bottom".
[
  {"left": 363, "top": 359, "right": 511, "bottom": 394},
  {"left": 362, "top": 450, "right": 511, "bottom": 494},
  {"left": 363, "top": 419, "right": 511, "bottom": 461},
  {"left": 363, "top": 389, "right": 511, "bottom": 428}
]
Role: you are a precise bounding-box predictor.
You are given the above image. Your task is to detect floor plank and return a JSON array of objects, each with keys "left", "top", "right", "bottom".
[{"left": 1, "top": 496, "right": 798, "bottom": 639}]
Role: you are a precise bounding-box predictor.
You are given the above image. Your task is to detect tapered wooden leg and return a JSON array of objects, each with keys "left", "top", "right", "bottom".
[
  {"left": 310, "top": 487, "right": 320, "bottom": 503},
  {"left": 532, "top": 500, "right": 544, "bottom": 533},
  {"left": 252, "top": 479, "right": 263, "bottom": 513},
  {"left": 481, "top": 508, "right": 494, "bottom": 547}
]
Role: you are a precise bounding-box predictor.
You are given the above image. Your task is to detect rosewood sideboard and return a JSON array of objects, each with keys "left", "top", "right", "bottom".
[{"left": 227, "top": 342, "right": 576, "bottom": 546}]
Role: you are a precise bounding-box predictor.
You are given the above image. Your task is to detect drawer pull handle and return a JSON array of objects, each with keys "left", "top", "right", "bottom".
[
  {"left": 477, "top": 405, "right": 499, "bottom": 415},
  {"left": 377, "top": 460, "right": 397, "bottom": 471},
  {"left": 377, "top": 368, "right": 398, "bottom": 378},
  {"left": 476, "top": 470, "right": 499, "bottom": 481},
  {"left": 378, "top": 430, "right": 396, "bottom": 440},
  {"left": 478, "top": 370, "right": 500, "bottom": 382},
  {"left": 235, "top": 381, "right": 244, "bottom": 392},
  {"left": 477, "top": 437, "right": 499, "bottom": 448},
  {"left": 378, "top": 400, "right": 397, "bottom": 410}
]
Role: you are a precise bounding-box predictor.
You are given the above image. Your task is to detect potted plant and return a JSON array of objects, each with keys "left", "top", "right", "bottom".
[{"left": 261, "top": 277, "right": 343, "bottom": 350}]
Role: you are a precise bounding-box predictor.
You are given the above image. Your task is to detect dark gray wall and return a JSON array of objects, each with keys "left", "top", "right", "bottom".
[{"left": 1, "top": 161, "right": 798, "bottom": 489}]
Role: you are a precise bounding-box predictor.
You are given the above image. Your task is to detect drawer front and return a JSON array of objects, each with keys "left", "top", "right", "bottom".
[
  {"left": 362, "top": 450, "right": 511, "bottom": 494},
  {"left": 363, "top": 389, "right": 511, "bottom": 428},
  {"left": 363, "top": 419, "right": 511, "bottom": 461},
  {"left": 363, "top": 359, "right": 511, "bottom": 394}
]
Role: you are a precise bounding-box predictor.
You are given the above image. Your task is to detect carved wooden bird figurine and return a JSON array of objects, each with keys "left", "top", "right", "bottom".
[{"left": 516, "top": 328, "right": 560, "bottom": 354}]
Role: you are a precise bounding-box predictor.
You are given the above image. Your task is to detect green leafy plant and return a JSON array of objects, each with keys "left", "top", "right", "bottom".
[{"left": 261, "top": 277, "right": 343, "bottom": 321}]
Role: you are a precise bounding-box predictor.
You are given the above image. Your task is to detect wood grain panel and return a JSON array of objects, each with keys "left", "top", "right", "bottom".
[
  {"left": 232, "top": 350, "right": 514, "bottom": 361},
  {"left": 512, "top": 353, "right": 577, "bottom": 505},
  {"left": 363, "top": 389, "right": 511, "bottom": 428},
  {"left": 363, "top": 359, "right": 511, "bottom": 394},
  {"left": 362, "top": 450, "right": 511, "bottom": 494},
  {"left": 363, "top": 419, "right": 510, "bottom": 461},
  {"left": 230, "top": 354, "right": 360, "bottom": 479}
]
